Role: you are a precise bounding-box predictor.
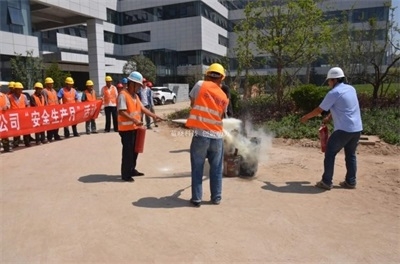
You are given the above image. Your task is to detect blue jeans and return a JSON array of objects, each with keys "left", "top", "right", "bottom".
[
  {"left": 322, "top": 130, "right": 361, "bottom": 186},
  {"left": 190, "top": 135, "right": 224, "bottom": 202}
]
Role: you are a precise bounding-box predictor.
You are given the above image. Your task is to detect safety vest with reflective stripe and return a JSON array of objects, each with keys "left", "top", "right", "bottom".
[
  {"left": 9, "top": 94, "right": 28, "bottom": 109},
  {"left": 61, "top": 87, "right": 76, "bottom": 104},
  {"left": 32, "top": 94, "right": 45, "bottom": 106},
  {"left": 185, "top": 81, "right": 228, "bottom": 132},
  {"left": 102, "top": 85, "right": 118, "bottom": 106},
  {"left": 117, "top": 90, "right": 142, "bottom": 131},
  {"left": 44, "top": 88, "right": 58, "bottom": 105},
  {"left": 0, "top": 92, "right": 9, "bottom": 109},
  {"left": 84, "top": 90, "right": 96, "bottom": 101}
]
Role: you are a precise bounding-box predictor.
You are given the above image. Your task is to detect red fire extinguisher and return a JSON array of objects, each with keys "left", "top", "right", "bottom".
[
  {"left": 319, "top": 124, "right": 329, "bottom": 153},
  {"left": 135, "top": 127, "right": 146, "bottom": 153}
]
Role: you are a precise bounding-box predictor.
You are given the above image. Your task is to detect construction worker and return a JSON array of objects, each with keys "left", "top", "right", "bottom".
[
  {"left": 42, "top": 77, "right": 62, "bottom": 141},
  {"left": 116, "top": 83, "right": 124, "bottom": 93},
  {"left": 146, "top": 80, "right": 158, "bottom": 127},
  {"left": 7, "top": 81, "right": 15, "bottom": 95},
  {"left": 117, "top": 71, "right": 163, "bottom": 182},
  {"left": 101, "top": 76, "right": 118, "bottom": 132},
  {"left": 139, "top": 78, "right": 154, "bottom": 129},
  {"left": 121, "top": 78, "right": 128, "bottom": 90},
  {"left": 9, "top": 82, "right": 31, "bottom": 147},
  {"left": 57, "top": 77, "right": 80, "bottom": 138},
  {"left": 185, "top": 63, "right": 229, "bottom": 207},
  {"left": 31, "top": 82, "right": 48, "bottom": 145},
  {"left": 81, "top": 80, "right": 98, "bottom": 135},
  {"left": 301, "top": 67, "right": 363, "bottom": 190},
  {"left": 0, "top": 90, "right": 11, "bottom": 152}
]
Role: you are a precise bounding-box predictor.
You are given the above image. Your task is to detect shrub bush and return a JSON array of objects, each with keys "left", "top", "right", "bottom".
[
  {"left": 290, "top": 84, "right": 327, "bottom": 113},
  {"left": 235, "top": 95, "right": 296, "bottom": 123}
]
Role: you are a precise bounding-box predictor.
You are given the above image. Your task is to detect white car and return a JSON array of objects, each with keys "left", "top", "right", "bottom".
[{"left": 152, "top": 87, "right": 176, "bottom": 105}]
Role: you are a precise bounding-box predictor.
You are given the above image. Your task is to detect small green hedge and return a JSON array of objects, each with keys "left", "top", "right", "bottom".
[{"left": 290, "top": 84, "right": 327, "bottom": 113}]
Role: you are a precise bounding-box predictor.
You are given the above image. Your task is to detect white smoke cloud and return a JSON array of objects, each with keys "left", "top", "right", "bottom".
[{"left": 223, "top": 118, "right": 273, "bottom": 177}]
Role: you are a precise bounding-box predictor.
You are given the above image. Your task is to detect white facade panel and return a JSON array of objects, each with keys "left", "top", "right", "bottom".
[
  {"left": 201, "top": 18, "right": 228, "bottom": 56},
  {"left": 121, "top": 17, "right": 202, "bottom": 56},
  {"left": 56, "top": 33, "right": 88, "bottom": 52},
  {"left": 0, "top": 31, "right": 39, "bottom": 56},
  {"left": 34, "top": 0, "right": 106, "bottom": 20}
]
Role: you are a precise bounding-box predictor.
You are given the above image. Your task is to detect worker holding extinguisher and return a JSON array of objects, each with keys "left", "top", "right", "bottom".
[
  {"left": 117, "top": 71, "right": 163, "bottom": 182},
  {"left": 300, "top": 67, "right": 363, "bottom": 190}
]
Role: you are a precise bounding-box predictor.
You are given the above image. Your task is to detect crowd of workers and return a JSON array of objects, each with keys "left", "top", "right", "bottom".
[
  {"left": 0, "top": 75, "right": 158, "bottom": 153},
  {"left": 1, "top": 63, "right": 361, "bottom": 206}
]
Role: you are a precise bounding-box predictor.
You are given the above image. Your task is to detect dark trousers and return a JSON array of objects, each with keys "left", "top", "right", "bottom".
[
  {"left": 119, "top": 130, "right": 138, "bottom": 179},
  {"left": 35, "top": 132, "right": 46, "bottom": 143},
  {"left": 1, "top": 138, "right": 11, "bottom": 152},
  {"left": 104, "top": 106, "right": 118, "bottom": 132},
  {"left": 64, "top": 125, "right": 78, "bottom": 137},
  {"left": 142, "top": 105, "right": 151, "bottom": 128},
  {"left": 13, "top": 135, "right": 30, "bottom": 146},
  {"left": 47, "top": 129, "right": 61, "bottom": 141}
]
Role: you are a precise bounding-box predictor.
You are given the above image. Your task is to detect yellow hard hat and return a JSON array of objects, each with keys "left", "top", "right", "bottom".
[
  {"left": 45, "top": 77, "right": 54, "bottom": 84},
  {"left": 14, "top": 82, "right": 24, "bottom": 89},
  {"left": 86, "top": 80, "right": 94, "bottom": 86},
  {"left": 34, "top": 82, "right": 43, "bottom": 89},
  {"left": 8, "top": 81, "right": 15, "bottom": 88},
  {"left": 105, "top": 76, "right": 113, "bottom": 82},
  {"left": 206, "top": 63, "right": 225, "bottom": 80},
  {"left": 65, "top": 77, "right": 74, "bottom": 84}
]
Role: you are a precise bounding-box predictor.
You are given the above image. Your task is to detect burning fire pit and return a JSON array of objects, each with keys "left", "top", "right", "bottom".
[{"left": 223, "top": 119, "right": 261, "bottom": 178}]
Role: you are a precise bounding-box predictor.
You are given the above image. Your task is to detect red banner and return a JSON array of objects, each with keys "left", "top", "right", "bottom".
[{"left": 0, "top": 100, "right": 102, "bottom": 138}]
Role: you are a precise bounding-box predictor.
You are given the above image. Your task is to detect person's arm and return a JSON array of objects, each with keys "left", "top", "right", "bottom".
[
  {"left": 57, "top": 89, "right": 63, "bottom": 104},
  {"left": 189, "top": 81, "right": 202, "bottom": 107},
  {"left": 300, "top": 107, "right": 324, "bottom": 123},
  {"left": 42, "top": 90, "right": 48, "bottom": 105},
  {"left": 75, "top": 89, "right": 81, "bottom": 102},
  {"left": 81, "top": 92, "right": 86, "bottom": 102},
  {"left": 141, "top": 105, "right": 163, "bottom": 121}
]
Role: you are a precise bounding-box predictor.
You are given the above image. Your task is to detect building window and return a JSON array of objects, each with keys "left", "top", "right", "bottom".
[
  {"left": 104, "top": 31, "right": 121, "bottom": 44},
  {"left": 218, "top": 34, "right": 228, "bottom": 47},
  {"left": 201, "top": 3, "right": 228, "bottom": 30},
  {"left": 8, "top": 7, "right": 24, "bottom": 26},
  {"left": 107, "top": 8, "right": 120, "bottom": 25},
  {"left": 123, "top": 31, "right": 151, "bottom": 44}
]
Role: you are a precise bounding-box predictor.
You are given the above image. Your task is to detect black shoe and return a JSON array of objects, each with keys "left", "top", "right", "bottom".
[
  {"left": 190, "top": 199, "right": 201, "bottom": 207},
  {"left": 154, "top": 124, "right": 158, "bottom": 127},
  {"left": 104, "top": 130, "right": 110, "bottom": 133},
  {"left": 65, "top": 134, "right": 70, "bottom": 138},
  {"left": 73, "top": 133, "right": 80, "bottom": 137},
  {"left": 122, "top": 177, "right": 134, "bottom": 182},
  {"left": 147, "top": 126, "right": 152, "bottom": 130},
  {"left": 212, "top": 199, "right": 221, "bottom": 205},
  {"left": 132, "top": 170, "right": 145, "bottom": 176},
  {"left": 92, "top": 131, "right": 98, "bottom": 134},
  {"left": 86, "top": 132, "right": 91, "bottom": 135},
  {"left": 54, "top": 136, "right": 62, "bottom": 141}
]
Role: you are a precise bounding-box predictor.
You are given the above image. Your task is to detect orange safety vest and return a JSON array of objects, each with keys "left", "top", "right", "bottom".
[
  {"left": 117, "top": 90, "right": 142, "bottom": 131},
  {"left": 185, "top": 81, "right": 228, "bottom": 132},
  {"left": 61, "top": 87, "right": 76, "bottom": 104},
  {"left": 84, "top": 90, "right": 96, "bottom": 101},
  {"left": 102, "top": 85, "right": 117, "bottom": 105},
  {"left": 9, "top": 94, "right": 28, "bottom": 109},
  {"left": 0, "top": 93, "right": 8, "bottom": 108},
  {"left": 32, "top": 93, "right": 45, "bottom": 106},
  {"left": 44, "top": 88, "right": 58, "bottom": 105}
]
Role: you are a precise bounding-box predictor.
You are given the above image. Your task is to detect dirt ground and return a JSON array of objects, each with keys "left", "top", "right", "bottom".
[{"left": 1, "top": 101, "right": 399, "bottom": 263}]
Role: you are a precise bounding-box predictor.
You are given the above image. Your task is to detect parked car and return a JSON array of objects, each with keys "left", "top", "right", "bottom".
[{"left": 152, "top": 87, "right": 176, "bottom": 105}]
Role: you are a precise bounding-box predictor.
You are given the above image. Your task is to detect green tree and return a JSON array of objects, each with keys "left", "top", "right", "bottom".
[
  {"left": 241, "top": 0, "right": 330, "bottom": 105},
  {"left": 45, "top": 63, "right": 70, "bottom": 90},
  {"left": 10, "top": 50, "right": 44, "bottom": 89},
  {"left": 326, "top": 4, "right": 400, "bottom": 105},
  {"left": 234, "top": 13, "right": 256, "bottom": 99},
  {"left": 123, "top": 55, "right": 156, "bottom": 82}
]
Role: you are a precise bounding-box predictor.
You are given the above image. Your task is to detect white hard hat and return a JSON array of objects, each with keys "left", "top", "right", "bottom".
[
  {"left": 127, "top": 71, "right": 143, "bottom": 86},
  {"left": 326, "top": 67, "right": 345, "bottom": 80}
]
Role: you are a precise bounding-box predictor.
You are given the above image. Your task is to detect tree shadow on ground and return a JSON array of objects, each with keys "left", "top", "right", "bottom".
[
  {"left": 78, "top": 174, "right": 123, "bottom": 183},
  {"left": 262, "top": 181, "right": 327, "bottom": 194}
]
